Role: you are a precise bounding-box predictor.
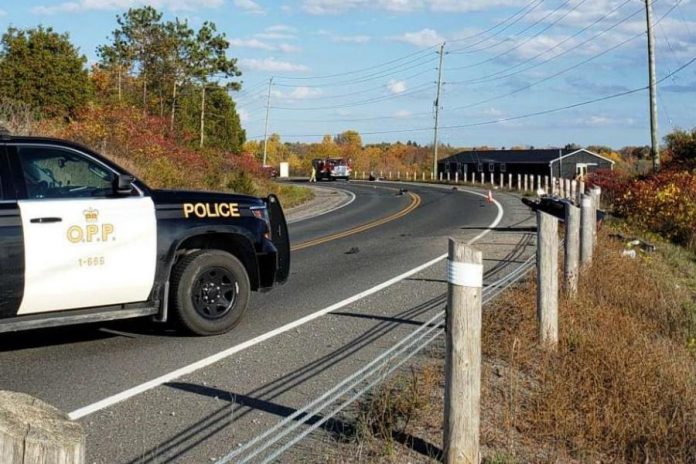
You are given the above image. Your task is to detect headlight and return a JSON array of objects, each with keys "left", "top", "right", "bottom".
[{"left": 250, "top": 206, "right": 271, "bottom": 239}]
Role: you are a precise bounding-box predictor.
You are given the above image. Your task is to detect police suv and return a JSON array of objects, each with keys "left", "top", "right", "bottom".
[{"left": 0, "top": 136, "right": 290, "bottom": 335}]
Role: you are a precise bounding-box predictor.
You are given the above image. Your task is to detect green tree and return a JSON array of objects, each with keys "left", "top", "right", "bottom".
[
  {"left": 107, "top": 7, "right": 166, "bottom": 113},
  {"left": 179, "top": 85, "right": 245, "bottom": 152},
  {"left": 97, "top": 29, "right": 133, "bottom": 102},
  {"left": 664, "top": 127, "right": 696, "bottom": 167},
  {"left": 0, "top": 26, "right": 90, "bottom": 117},
  {"left": 189, "top": 21, "right": 241, "bottom": 147},
  {"left": 162, "top": 18, "right": 195, "bottom": 131}
]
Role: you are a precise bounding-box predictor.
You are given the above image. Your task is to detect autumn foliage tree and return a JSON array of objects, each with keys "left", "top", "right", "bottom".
[{"left": 0, "top": 26, "right": 91, "bottom": 117}]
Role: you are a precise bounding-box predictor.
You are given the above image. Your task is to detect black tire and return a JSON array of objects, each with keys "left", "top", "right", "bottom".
[{"left": 170, "top": 250, "right": 250, "bottom": 336}]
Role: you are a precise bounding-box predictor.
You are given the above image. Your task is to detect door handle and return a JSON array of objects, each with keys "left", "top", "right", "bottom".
[{"left": 30, "top": 217, "right": 62, "bottom": 224}]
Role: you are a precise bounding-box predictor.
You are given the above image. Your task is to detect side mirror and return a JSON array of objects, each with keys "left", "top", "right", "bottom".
[{"left": 114, "top": 174, "right": 135, "bottom": 195}]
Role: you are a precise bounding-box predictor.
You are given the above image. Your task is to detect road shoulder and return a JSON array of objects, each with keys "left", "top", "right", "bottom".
[{"left": 284, "top": 183, "right": 355, "bottom": 224}]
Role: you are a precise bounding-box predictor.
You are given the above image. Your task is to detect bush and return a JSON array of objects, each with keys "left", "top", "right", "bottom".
[
  {"left": 616, "top": 170, "right": 696, "bottom": 249},
  {"left": 484, "top": 230, "right": 696, "bottom": 462},
  {"left": 586, "top": 168, "right": 632, "bottom": 208}
]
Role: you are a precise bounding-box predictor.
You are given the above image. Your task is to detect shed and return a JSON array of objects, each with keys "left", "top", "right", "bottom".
[{"left": 438, "top": 148, "right": 614, "bottom": 180}]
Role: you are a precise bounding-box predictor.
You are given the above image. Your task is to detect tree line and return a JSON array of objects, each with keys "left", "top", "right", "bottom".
[{"left": 0, "top": 6, "right": 244, "bottom": 153}]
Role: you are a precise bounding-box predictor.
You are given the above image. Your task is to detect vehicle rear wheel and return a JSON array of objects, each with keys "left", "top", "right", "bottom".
[{"left": 170, "top": 250, "right": 250, "bottom": 335}]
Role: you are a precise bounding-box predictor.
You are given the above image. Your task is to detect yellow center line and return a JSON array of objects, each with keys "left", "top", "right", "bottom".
[{"left": 291, "top": 191, "right": 421, "bottom": 251}]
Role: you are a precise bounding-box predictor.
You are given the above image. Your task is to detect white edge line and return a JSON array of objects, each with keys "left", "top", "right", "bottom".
[
  {"left": 286, "top": 186, "right": 356, "bottom": 224},
  {"left": 68, "top": 189, "right": 503, "bottom": 420}
]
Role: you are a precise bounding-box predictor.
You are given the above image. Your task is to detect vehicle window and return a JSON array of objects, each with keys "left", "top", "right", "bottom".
[{"left": 18, "top": 146, "right": 115, "bottom": 200}]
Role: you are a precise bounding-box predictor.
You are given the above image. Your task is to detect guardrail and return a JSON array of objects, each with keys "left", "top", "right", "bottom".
[
  {"left": 216, "top": 254, "right": 536, "bottom": 464},
  {"left": 358, "top": 170, "right": 592, "bottom": 202},
  {"left": 220, "top": 186, "right": 600, "bottom": 463}
]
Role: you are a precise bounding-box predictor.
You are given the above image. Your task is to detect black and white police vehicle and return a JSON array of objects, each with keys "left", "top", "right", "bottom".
[{"left": 0, "top": 135, "right": 290, "bottom": 335}]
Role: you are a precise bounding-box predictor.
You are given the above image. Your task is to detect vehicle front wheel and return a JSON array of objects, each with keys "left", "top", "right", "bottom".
[{"left": 170, "top": 250, "right": 250, "bottom": 335}]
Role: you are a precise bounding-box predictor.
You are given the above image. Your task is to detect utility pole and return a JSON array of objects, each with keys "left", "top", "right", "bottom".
[
  {"left": 645, "top": 0, "right": 660, "bottom": 171},
  {"left": 432, "top": 42, "right": 445, "bottom": 180},
  {"left": 262, "top": 77, "right": 273, "bottom": 167}
]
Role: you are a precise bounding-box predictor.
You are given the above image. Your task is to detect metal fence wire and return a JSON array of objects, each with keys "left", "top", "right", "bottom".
[{"left": 216, "top": 254, "right": 536, "bottom": 464}]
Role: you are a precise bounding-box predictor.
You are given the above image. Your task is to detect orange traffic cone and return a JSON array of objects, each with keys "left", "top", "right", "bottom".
[{"left": 487, "top": 190, "right": 493, "bottom": 203}]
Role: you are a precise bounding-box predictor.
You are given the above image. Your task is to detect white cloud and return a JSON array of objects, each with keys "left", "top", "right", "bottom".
[
  {"left": 303, "top": 0, "right": 425, "bottom": 15},
  {"left": 0, "top": 9, "right": 6, "bottom": 16},
  {"left": 233, "top": 0, "right": 265, "bottom": 15},
  {"left": 387, "top": 79, "right": 407, "bottom": 94},
  {"left": 302, "top": 0, "right": 525, "bottom": 15},
  {"left": 228, "top": 38, "right": 300, "bottom": 53},
  {"left": 278, "top": 43, "right": 301, "bottom": 53},
  {"left": 334, "top": 35, "right": 371, "bottom": 44},
  {"left": 481, "top": 107, "right": 504, "bottom": 117},
  {"left": 571, "top": 115, "right": 637, "bottom": 128},
  {"left": 31, "top": 0, "right": 222, "bottom": 14},
  {"left": 239, "top": 57, "right": 309, "bottom": 72},
  {"left": 254, "top": 25, "right": 297, "bottom": 41},
  {"left": 393, "top": 28, "right": 445, "bottom": 48},
  {"left": 238, "top": 108, "right": 250, "bottom": 122},
  {"left": 228, "top": 38, "right": 275, "bottom": 51},
  {"left": 393, "top": 109, "right": 412, "bottom": 118},
  {"left": 267, "top": 24, "right": 297, "bottom": 33},
  {"left": 317, "top": 30, "right": 371, "bottom": 44},
  {"left": 271, "top": 86, "right": 323, "bottom": 100}
]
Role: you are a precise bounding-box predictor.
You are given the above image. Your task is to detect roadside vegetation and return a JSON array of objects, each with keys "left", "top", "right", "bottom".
[
  {"left": 590, "top": 128, "right": 696, "bottom": 251},
  {"left": 0, "top": 9, "right": 311, "bottom": 207},
  {"left": 314, "top": 225, "right": 695, "bottom": 463}
]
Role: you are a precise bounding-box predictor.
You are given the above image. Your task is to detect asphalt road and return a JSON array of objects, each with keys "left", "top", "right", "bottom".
[{"left": 0, "top": 181, "right": 535, "bottom": 463}]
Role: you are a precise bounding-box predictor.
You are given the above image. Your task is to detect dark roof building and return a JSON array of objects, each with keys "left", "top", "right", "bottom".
[{"left": 438, "top": 148, "right": 614, "bottom": 180}]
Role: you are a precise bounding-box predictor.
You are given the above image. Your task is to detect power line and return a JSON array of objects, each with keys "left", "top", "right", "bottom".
[
  {"left": 273, "top": 54, "right": 439, "bottom": 88},
  {"left": 270, "top": 82, "right": 435, "bottom": 111},
  {"left": 267, "top": 68, "right": 434, "bottom": 103},
  {"left": 448, "top": 0, "right": 589, "bottom": 70},
  {"left": 447, "top": 0, "right": 543, "bottom": 46},
  {"left": 448, "top": 31, "right": 644, "bottom": 113},
  {"left": 450, "top": 0, "right": 575, "bottom": 56},
  {"left": 447, "top": 0, "right": 636, "bottom": 84},
  {"left": 445, "top": 1, "right": 680, "bottom": 114},
  {"left": 243, "top": 54, "right": 695, "bottom": 140},
  {"left": 448, "top": 0, "right": 545, "bottom": 53},
  {"left": 272, "top": 45, "right": 438, "bottom": 81}
]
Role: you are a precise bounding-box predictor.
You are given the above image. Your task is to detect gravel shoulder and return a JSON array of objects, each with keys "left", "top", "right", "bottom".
[{"left": 284, "top": 183, "right": 355, "bottom": 224}]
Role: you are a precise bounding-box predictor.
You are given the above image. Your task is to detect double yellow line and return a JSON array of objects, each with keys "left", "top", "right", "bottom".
[{"left": 291, "top": 191, "right": 421, "bottom": 252}]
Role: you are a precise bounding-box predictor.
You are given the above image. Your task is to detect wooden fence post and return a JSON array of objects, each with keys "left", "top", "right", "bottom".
[
  {"left": 577, "top": 180, "right": 585, "bottom": 204},
  {"left": 536, "top": 211, "right": 559, "bottom": 347},
  {"left": 517, "top": 174, "right": 521, "bottom": 191},
  {"left": 0, "top": 391, "right": 85, "bottom": 464},
  {"left": 508, "top": 173, "right": 512, "bottom": 189},
  {"left": 444, "top": 240, "right": 483, "bottom": 464},
  {"left": 564, "top": 202, "right": 580, "bottom": 295},
  {"left": 455, "top": 171, "right": 459, "bottom": 183},
  {"left": 580, "top": 194, "right": 594, "bottom": 265},
  {"left": 500, "top": 173, "right": 504, "bottom": 189}
]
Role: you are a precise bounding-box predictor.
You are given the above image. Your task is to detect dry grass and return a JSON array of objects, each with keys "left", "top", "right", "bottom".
[
  {"left": 484, "top": 226, "right": 696, "bottom": 463},
  {"left": 316, "top": 225, "right": 696, "bottom": 463}
]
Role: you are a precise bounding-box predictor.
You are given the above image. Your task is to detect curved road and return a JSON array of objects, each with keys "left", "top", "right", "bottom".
[{"left": 0, "top": 181, "right": 535, "bottom": 463}]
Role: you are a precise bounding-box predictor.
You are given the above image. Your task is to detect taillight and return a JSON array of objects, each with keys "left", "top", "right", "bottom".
[{"left": 251, "top": 206, "right": 271, "bottom": 239}]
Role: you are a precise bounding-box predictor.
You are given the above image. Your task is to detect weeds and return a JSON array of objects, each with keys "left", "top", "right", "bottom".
[{"left": 332, "top": 224, "right": 696, "bottom": 463}]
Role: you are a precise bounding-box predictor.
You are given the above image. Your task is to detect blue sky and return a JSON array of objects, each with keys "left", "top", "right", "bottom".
[{"left": 1, "top": 0, "right": 695, "bottom": 149}]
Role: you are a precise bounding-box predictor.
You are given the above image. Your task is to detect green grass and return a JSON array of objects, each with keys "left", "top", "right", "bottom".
[{"left": 265, "top": 183, "right": 315, "bottom": 209}]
